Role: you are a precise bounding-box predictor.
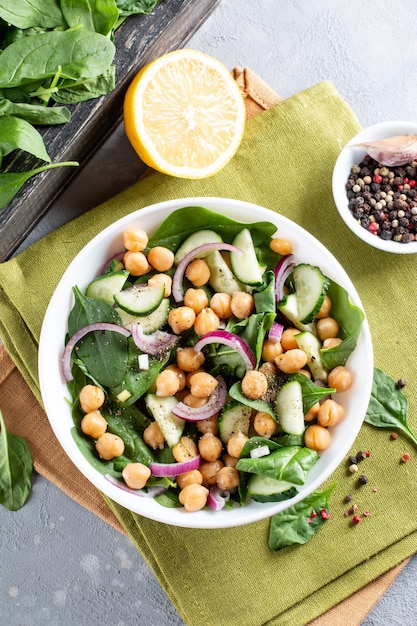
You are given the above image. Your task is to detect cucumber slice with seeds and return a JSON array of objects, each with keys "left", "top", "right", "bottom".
[
  {"left": 292, "top": 264, "right": 329, "bottom": 323},
  {"left": 115, "top": 298, "right": 170, "bottom": 334},
  {"left": 205, "top": 250, "right": 243, "bottom": 295},
  {"left": 85, "top": 270, "right": 129, "bottom": 304},
  {"left": 274, "top": 380, "right": 305, "bottom": 436},
  {"left": 247, "top": 474, "right": 298, "bottom": 502},
  {"left": 114, "top": 283, "right": 165, "bottom": 316},
  {"left": 174, "top": 229, "right": 222, "bottom": 265},
  {"left": 278, "top": 293, "right": 316, "bottom": 333},
  {"left": 295, "top": 331, "right": 328, "bottom": 382},
  {"left": 145, "top": 394, "right": 184, "bottom": 448},
  {"left": 218, "top": 401, "right": 252, "bottom": 443},
  {"left": 230, "top": 228, "right": 265, "bottom": 286}
]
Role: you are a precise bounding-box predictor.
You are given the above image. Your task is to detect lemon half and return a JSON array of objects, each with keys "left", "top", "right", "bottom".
[{"left": 123, "top": 49, "right": 246, "bottom": 179}]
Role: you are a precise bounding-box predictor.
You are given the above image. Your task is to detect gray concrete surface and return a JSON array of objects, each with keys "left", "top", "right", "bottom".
[{"left": 2, "top": 1, "right": 417, "bottom": 624}]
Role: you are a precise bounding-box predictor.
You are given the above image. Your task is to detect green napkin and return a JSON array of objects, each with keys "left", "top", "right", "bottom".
[{"left": 1, "top": 81, "right": 417, "bottom": 625}]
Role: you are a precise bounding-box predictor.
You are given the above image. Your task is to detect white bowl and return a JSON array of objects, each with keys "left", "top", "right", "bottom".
[
  {"left": 332, "top": 121, "right": 417, "bottom": 253},
  {"left": 38, "top": 197, "right": 373, "bottom": 529}
]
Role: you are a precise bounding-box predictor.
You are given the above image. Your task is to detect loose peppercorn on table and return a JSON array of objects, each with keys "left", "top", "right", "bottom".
[{"left": 1, "top": 2, "right": 417, "bottom": 625}]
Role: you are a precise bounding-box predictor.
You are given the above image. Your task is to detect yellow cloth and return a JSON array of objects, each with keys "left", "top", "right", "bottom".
[{"left": 1, "top": 79, "right": 416, "bottom": 625}]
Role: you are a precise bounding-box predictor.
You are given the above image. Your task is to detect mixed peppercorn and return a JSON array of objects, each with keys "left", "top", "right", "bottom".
[{"left": 346, "top": 155, "right": 417, "bottom": 243}]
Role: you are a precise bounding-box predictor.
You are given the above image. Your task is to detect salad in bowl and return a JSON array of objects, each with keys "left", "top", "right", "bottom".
[{"left": 39, "top": 198, "right": 373, "bottom": 529}]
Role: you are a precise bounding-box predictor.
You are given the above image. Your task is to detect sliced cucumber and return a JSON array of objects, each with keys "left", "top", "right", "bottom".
[
  {"left": 218, "top": 401, "right": 252, "bottom": 443},
  {"left": 247, "top": 474, "right": 297, "bottom": 502},
  {"left": 115, "top": 298, "right": 170, "bottom": 334},
  {"left": 174, "top": 229, "right": 222, "bottom": 265},
  {"left": 145, "top": 394, "right": 184, "bottom": 448},
  {"left": 278, "top": 293, "right": 316, "bottom": 333},
  {"left": 114, "top": 283, "right": 165, "bottom": 316},
  {"left": 230, "top": 228, "right": 265, "bottom": 286},
  {"left": 295, "top": 331, "right": 328, "bottom": 382},
  {"left": 205, "top": 250, "right": 243, "bottom": 295},
  {"left": 293, "top": 264, "right": 329, "bottom": 323},
  {"left": 274, "top": 380, "right": 305, "bottom": 436},
  {"left": 85, "top": 270, "right": 129, "bottom": 304}
]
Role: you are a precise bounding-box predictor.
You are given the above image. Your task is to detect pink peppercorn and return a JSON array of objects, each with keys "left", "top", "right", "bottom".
[
  {"left": 320, "top": 508, "right": 331, "bottom": 520},
  {"left": 401, "top": 453, "right": 411, "bottom": 462},
  {"left": 373, "top": 174, "right": 383, "bottom": 183},
  {"left": 409, "top": 179, "right": 417, "bottom": 188},
  {"left": 351, "top": 515, "right": 361, "bottom": 525}
]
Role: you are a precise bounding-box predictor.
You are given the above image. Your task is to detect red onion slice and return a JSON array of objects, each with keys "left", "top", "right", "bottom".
[
  {"left": 149, "top": 455, "right": 201, "bottom": 477},
  {"left": 172, "top": 242, "right": 243, "bottom": 303},
  {"left": 131, "top": 323, "right": 179, "bottom": 356},
  {"left": 207, "top": 486, "right": 231, "bottom": 511},
  {"left": 274, "top": 254, "right": 294, "bottom": 302},
  {"left": 104, "top": 473, "right": 167, "bottom": 497},
  {"left": 193, "top": 330, "right": 256, "bottom": 371},
  {"left": 62, "top": 322, "right": 131, "bottom": 382},
  {"left": 172, "top": 376, "right": 227, "bottom": 421},
  {"left": 268, "top": 321, "right": 284, "bottom": 342},
  {"left": 100, "top": 251, "right": 125, "bottom": 275}
]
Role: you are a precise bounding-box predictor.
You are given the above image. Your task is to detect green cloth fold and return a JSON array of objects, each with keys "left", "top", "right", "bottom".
[{"left": 1, "top": 81, "right": 417, "bottom": 625}]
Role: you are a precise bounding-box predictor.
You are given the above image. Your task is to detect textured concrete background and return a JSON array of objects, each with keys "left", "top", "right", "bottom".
[{"left": 2, "top": 1, "right": 417, "bottom": 624}]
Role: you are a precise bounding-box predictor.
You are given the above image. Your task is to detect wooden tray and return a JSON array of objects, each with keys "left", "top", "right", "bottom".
[{"left": 0, "top": 0, "right": 220, "bottom": 262}]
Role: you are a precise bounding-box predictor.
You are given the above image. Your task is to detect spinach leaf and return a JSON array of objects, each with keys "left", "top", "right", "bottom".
[
  {"left": 71, "top": 426, "right": 121, "bottom": 477},
  {"left": 236, "top": 446, "right": 318, "bottom": 486},
  {"left": 0, "top": 409, "right": 33, "bottom": 511},
  {"left": 67, "top": 286, "right": 128, "bottom": 388},
  {"left": 0, "top": 0, "right": 65, "bottom": 30},
  {"left": 229, "top": 381, "right": 277, "bottom": 419},
  {"left": 115, "top": 0, "right": 163, "bottom": 16},
  {"left": 61, "top": 0, "right": 119, "bottom": 36},
  {"left": 268, "top": 482, "right": 337, "bottom": 551},
  {"left": 0, "top": 115, "right": 50, "bottom": 165},
  {"left": 240, "top": 436, "right": 282, "bottom": 457},
  {"left": 0, "top": 161, "right": 78, "bottom": 210},
  {"left": 103, "top": 405, "right": 155, "bottom": 465},
  {"left": 253, "top": 270, "right": 276, "bottom": 313},
  {"left": 0, "top": 98, "right": 71, "bottom": 124},
  {"left": 0, "top": 29, "right": 115, "bottom": 87},
  {"left": 320, "top": 279, "right": 364, "bottom": 371},
  {"left": 51, "top": 65, "right": 116, "bottom": 104},
  {"left": 291, "top": 372, "right": 335, "bottom": 413},
  {"left": 365, "top": 367, "right": 417, "bottom": 447}
]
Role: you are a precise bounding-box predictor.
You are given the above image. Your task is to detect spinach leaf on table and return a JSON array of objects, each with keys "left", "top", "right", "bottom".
[
  {"left": 0, "top": 0, "right": 65, "bottom": 30},
  {"left": 0, "top": 98, "right": 71, "bottom": 124},
  {"left": 0, "top": 161, "right": 78, "bottom": 210},
  {"left": 0, "top": 409, "right": 33, "bottom": 511},
  {"left": 268, "top": 482, "right": 337, "bottom": 551},
  {"left": 0, "top": 115, "right": 50, "bottom": 166},
  {"left": 51, "top": 65, "right": 116, "bottom": 104},
  {"left": 115, "top": 0, "right": 163, "bottom": 17},
  {"left": 60, "top": 0, "right": 119, "bottom": 36},
  {"left": 365, "top": 367, "right": 417, "bottom": 447}
]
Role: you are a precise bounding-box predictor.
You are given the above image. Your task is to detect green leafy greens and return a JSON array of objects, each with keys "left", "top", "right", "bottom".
[
  {"left": 0, "top": 408, "right": 33, "bottom": 511},
  {"left": 0, "top": 0, "right": 163, "bottom": 209}
]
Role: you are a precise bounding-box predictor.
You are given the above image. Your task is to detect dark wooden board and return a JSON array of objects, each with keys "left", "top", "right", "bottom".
[{"left": 0, "top": 0, "right": 220, "bottom": 262}]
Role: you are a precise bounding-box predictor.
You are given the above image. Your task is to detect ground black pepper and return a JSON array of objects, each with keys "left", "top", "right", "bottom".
[{"left": 345, "top": 155, "right": 417, "bottom": 243}]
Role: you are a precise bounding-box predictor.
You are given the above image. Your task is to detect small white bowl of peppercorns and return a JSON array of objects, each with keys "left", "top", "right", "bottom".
[{"left": 332, "top": 121, "right": 417, "bottom": 253}]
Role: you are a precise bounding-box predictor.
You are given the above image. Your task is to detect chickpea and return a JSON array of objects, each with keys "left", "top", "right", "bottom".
[
  {"left": 197, "top": 415, "right": 219, "bottom": 435},
  {"left": 258, "top": 361, "right": 276, "bottom": 378},
  {"left": 123, "top": 250, "right": 150, "bottom": 276},
  {"left": 199, "top": 460, "right": 224, "bottom": 487},
  {"left": 317, "top": 399, "right": 345, "bottom": 428},
  {"left": 269, "top": 237, "right": 293, "bottom": 255},
  {"left": 189, "top": 372, "right": 218, "bottom": 398},
  {"left": 281, "top": 328, "right": 300, "bottom": 351},
  {"left": 184, "top": 288, "right": 208, "bottom": 314},
  {"left": 327, "top": 366, "right": 353, "bottom": 392},
  {"left": 122, "top": 463, "right": 151, "bottom": 490},
  {"left": 172, "top": 436, "right": 198, "bottom": 462},
  {"left": 222, "top": 453, "right": 238, "bottom": 468},
  {"left": 299, "top": 368, "right": 311, "bottom": 378},
  {"left": 304, "top": 402, "right": 320, "bottom": 422},
  {"left": 198, "top": 432, "right": 223, "bottom": 461},
  {"left": 182, "top": 393, "right": 208, "bottom": 408},
  {"left": 81, "top": 411, "right": 107, "bottom": 439},
  {"left": 210, "top": 292, "right": 232, "bottom": 319},
  {"left": 123, "top": 227, "right": 148, "bottom": 252},
  {"left": 176, "top": 469, "right": 203, "bottom": 489},
  {"left": 168, "top": 306, "right": 196, "bottom": 334},
  {"left": 322, "top": 337, "right": 343, "bottom": 349},
  {"left": 176, "top": 347, "right": 205, "bottom": 372},
  {"left": 185, "top": 258, "right": 210, "bottom": 286},
  {"left": 241, "top": 370, "right": 268, "bottom": 400},
  {"left": 79, "top": 384, "right": 105, "bottom": 413},
  {"left": 95, "top": 432, "right": 124, "bottom": 460},
  {"left": 261, "top": 339, "right": 283, "bottom": 362},
  {"left": 274, "top": 349, "right": 308, "bottom": 374},
  {"left": 155, "top": 368, "right": 180, "bottom": 396},
  {"left": 231, "top": 291, "right": 255, "bottom": 319},
  {"left": 164, "top": 363, "right": 186, "bottom": 391},
  {"left": 216, "top": 466, "right": 240, "bottom": 491},
  {"left": 148, "top": 273, "right": 172, "bottom": 297},
  {"left": 316, "top": 317, "right": 340, "bottom": 341},
  {"left": 194, "top": 308, "right": 220, "bottom": 336},
  {"left": 143, "top": 421, "right": 165, "bottom": 450},
  {"left": 304, "top": 424, "right": 331, "bottom": 451},
  {"left": 178, "top": 483, "right": 209, "bottom": 512},
  {"left": 147, "top": 246, "right": 174, "bottom": 272},
  {"left": 315, "top": 295, "right": 332, "bottom": 319},
  {"left": 253, "top": 411, "right": 278, "bottom": 438},
  {"left": 227, "top": 431, "right": 249, "bottom": 458}
]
